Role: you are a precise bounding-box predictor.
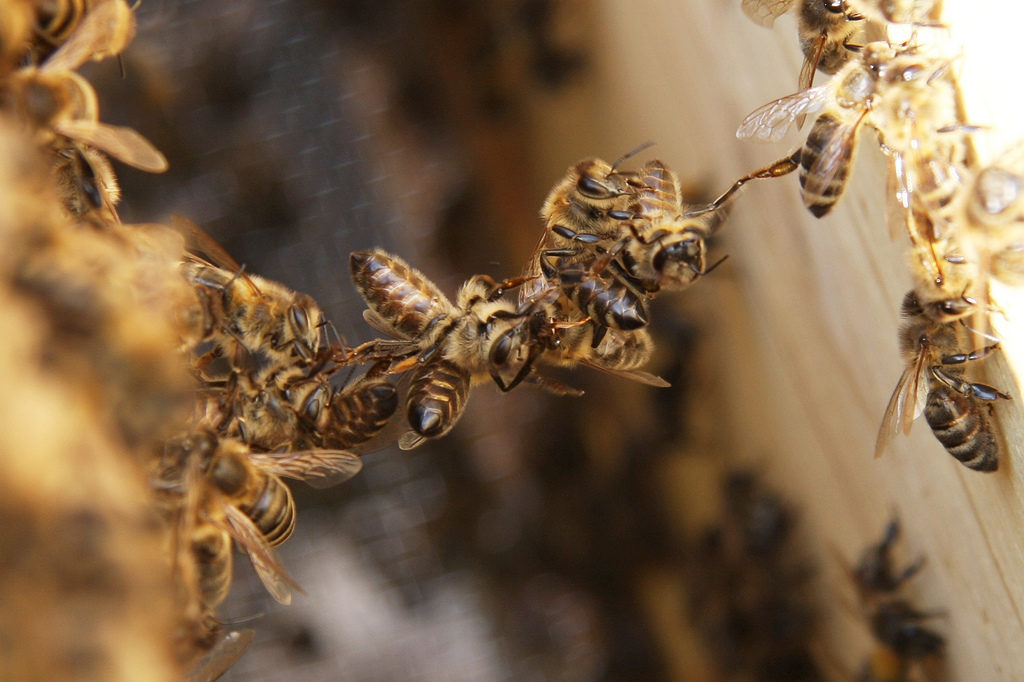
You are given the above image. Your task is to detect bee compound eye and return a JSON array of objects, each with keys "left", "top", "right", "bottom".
[
  {"left": 489, "top": 332, "right": 514, "bottom": 367},
  {"left": 289, "top": 303, "right": 310, "bottom": 336},
  {"left": 577, "top": 173, "right": 615, "bottom": 199},
  {"left": 824, "top": 0, "right": 845, "bottom": 13}
]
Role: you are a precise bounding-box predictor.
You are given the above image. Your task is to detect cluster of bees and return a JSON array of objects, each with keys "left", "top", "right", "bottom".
[
  {"left": 1, "top": 0, "right": 1011, "bottom": 678},
  {"left": 731, "top": 0, "right": 1020, "bottom": 472},
  {"left": 345, "top": 147, "right": 732, "bottom": 450},
  {"left": 0, "top": 1, "right": 738, "bottom": 676}
]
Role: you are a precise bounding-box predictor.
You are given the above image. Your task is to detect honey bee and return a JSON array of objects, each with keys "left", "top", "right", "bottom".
[
  {"left": 528, "top": 157, "right": 723, "bottom": 320},
  {"left": 177, "top": 216, "right": 325, "bottom": 381},
  {"left": 53, "top": 142, "right": 120, "bottom": 220},
  {"left": 741, "top": 0, "right": 864, "bottom": 90},
  {"left": 539, "top": 249, "right": 650, "bottom": 334},
  {"left": 165, "top": 430, "right": 361, "bottom": 604},
  {"left": 543, "top": 321, "right": 670, "bottom": 387},
  {"left": 3, "top": 0, "right": 167, "bottom": 173},
  {"left": 538, "top": 149, "right": 650, "bottom": 240},
  {"left": 189, "top": 522, "right": 233, "bottom": 610},
  {"left": 316, "top": 373, "right": 399, "bottom": 450},
  {"left": 520, "top": 149, "right": 654, "bottom": 302},
  {"left": 616, "top": 159, "right": 727, "bottom": 293},
  {"left": 963, "top": 142, "right": 1024, "bottom": 287},
  {"left": 28, "top": 0, "right": 138, "bottom": 64},
  {"left": 351, "top": 249, "right": 597, "bottom": 449},
  {"left": 736, "top": 41, "right": 962, "bottom": 222},
  {"left": 875, "top": 290, "right": 1010, "bottom": 471},
  {"left": 229, "top": 363, "right": 399, "bottom": 453}
]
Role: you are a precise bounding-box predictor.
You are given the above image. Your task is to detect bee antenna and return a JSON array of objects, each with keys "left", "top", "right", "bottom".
[{"left": 612, "top": 141, "right": 656, "bottom": 169}]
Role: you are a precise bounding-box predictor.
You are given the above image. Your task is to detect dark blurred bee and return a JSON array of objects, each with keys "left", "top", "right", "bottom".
[
  {"left": 850, "top": 521, "right": 945, "bottom": 682},
  {"left": 875, "top": 290, "right": 1009, "bottom": 471},
  {"left": 852, "top": 518, "right": 924, "bottom": 599},
  {"left": 741, "top": 0, "right": 864, "bottom": 90}
]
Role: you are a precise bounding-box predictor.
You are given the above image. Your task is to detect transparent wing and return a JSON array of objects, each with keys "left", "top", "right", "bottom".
[
  {"left": 185, "top": 630, "right": 254, "bottom": 682},
  {"left": 53, "top": 119, "right": 168, "bottom": 172},
  {"left": 578, "top": 359, "right": 671, "bottom": 387},
  {"left": 798, "top": 34, "right": 827, "bottom": 92},
  {"left": 169, "top": 214, "right": 243, "bottom": 272},
  {"left": 43, "top": 0, "right": 136, "bottom": 72},
  {"left": 398, "top": 431, "right": 425, "bottom": 450},
  {"left": 222, "top": 505, "right": 301, "bottom": 605},
  {"left": 874, "top": 354, "right": 928, "bottom": 459},
  {"left": 247, "top": 449, "right": 362, "bottom": 489},
  {"left": 737, "top": 87, "right": 829, "bottom": 141},
  {"left": 741, "top": 0, "right": 795, "bottom": 27}
]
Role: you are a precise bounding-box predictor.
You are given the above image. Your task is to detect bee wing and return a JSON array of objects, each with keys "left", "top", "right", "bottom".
[
  {"left": 741, "top": 0, "right": 795, "bottom": 27},
  {"left": 222, "top": 505, "right": 302, "bottom": 605},
  {"left": 398, "top": 431, "right": 425, "bottom": 450},
  {"left": 798, "top": 35, "right": 827, "bottom": 93},
  {"left": 362, "top": 309, "right": 400, "bottom": 337},
  {"left": 799, "top": 120, "right": 860, "bottom": 210},
  {"left": 737, "top": 87, "right": 829, "bottom": 142},
  {"left": 247, "top": 449, "right": 362, "bottom": 489},
  {"left": 42, "top": 0, "right": 136, "bottom": 72},
  {"left": 185, "top": 629, "right": 254, "bottom": 682},
  {"left": 874, "top": 355, "right": 928, "bottom": 459},
  {"left": 169, "top": 214, "right": 244, "bottom": 273},
  {"left": 54, "top": 119, "right": 168, "bottom": 173},
  {"left": 578, "top": 358, "right": 671, "bottom": 387}
]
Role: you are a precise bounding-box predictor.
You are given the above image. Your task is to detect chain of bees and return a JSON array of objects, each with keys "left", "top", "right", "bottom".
[
  {"left": 2, "top": 0, "right": 1018, "bottom": 678},
  {"left": 729, "top": 0, "right": 1022, "bottom": 475}
]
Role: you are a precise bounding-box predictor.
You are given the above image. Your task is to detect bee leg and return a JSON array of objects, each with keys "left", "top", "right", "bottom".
[
  {"left": 526, "top": 373, "right": 585, "bottom": 397},
  {"left": 684, "top": 150, "right": 801, "bottom": 217},
  {"left": 930, "top": 367, "right": 1011, "bottom": 401}
]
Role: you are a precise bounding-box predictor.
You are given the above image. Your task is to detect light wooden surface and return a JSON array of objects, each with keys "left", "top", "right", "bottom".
[{"left": 520, "top": 1, "right": 1024, "bottom": 678}]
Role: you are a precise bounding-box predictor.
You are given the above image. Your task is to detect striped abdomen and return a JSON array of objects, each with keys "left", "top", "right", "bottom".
[
  {"left": 406, "top": 358, "right": 471, "bottom": 439},
  {"left": 326, "top": 376, "right": 399, "bottom": 448},
  {"left": 799, "top": 113, "right": 856, "bottom": 217},
  {"left": 191, "top": 524, "right": 233, "bottom": 608},
  {"left": 210, "top": 450, "right": 297, "bottom": 546},
  {"left": 350, "top": 249, "right": 452, "bottom": 340},
  {"left": 924, "top": 386, "right": 999, "bottom": 472},
  {"left": 239, "top": 472, "right": 296, "bottom": 546},
  {"left": 552, "top": 258, "right": 648, "bottom": 330}
]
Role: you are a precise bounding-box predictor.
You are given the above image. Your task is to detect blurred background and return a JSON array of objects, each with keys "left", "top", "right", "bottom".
[{"left": 81, "top": 0, "right": 1024, "bottom": 679}]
